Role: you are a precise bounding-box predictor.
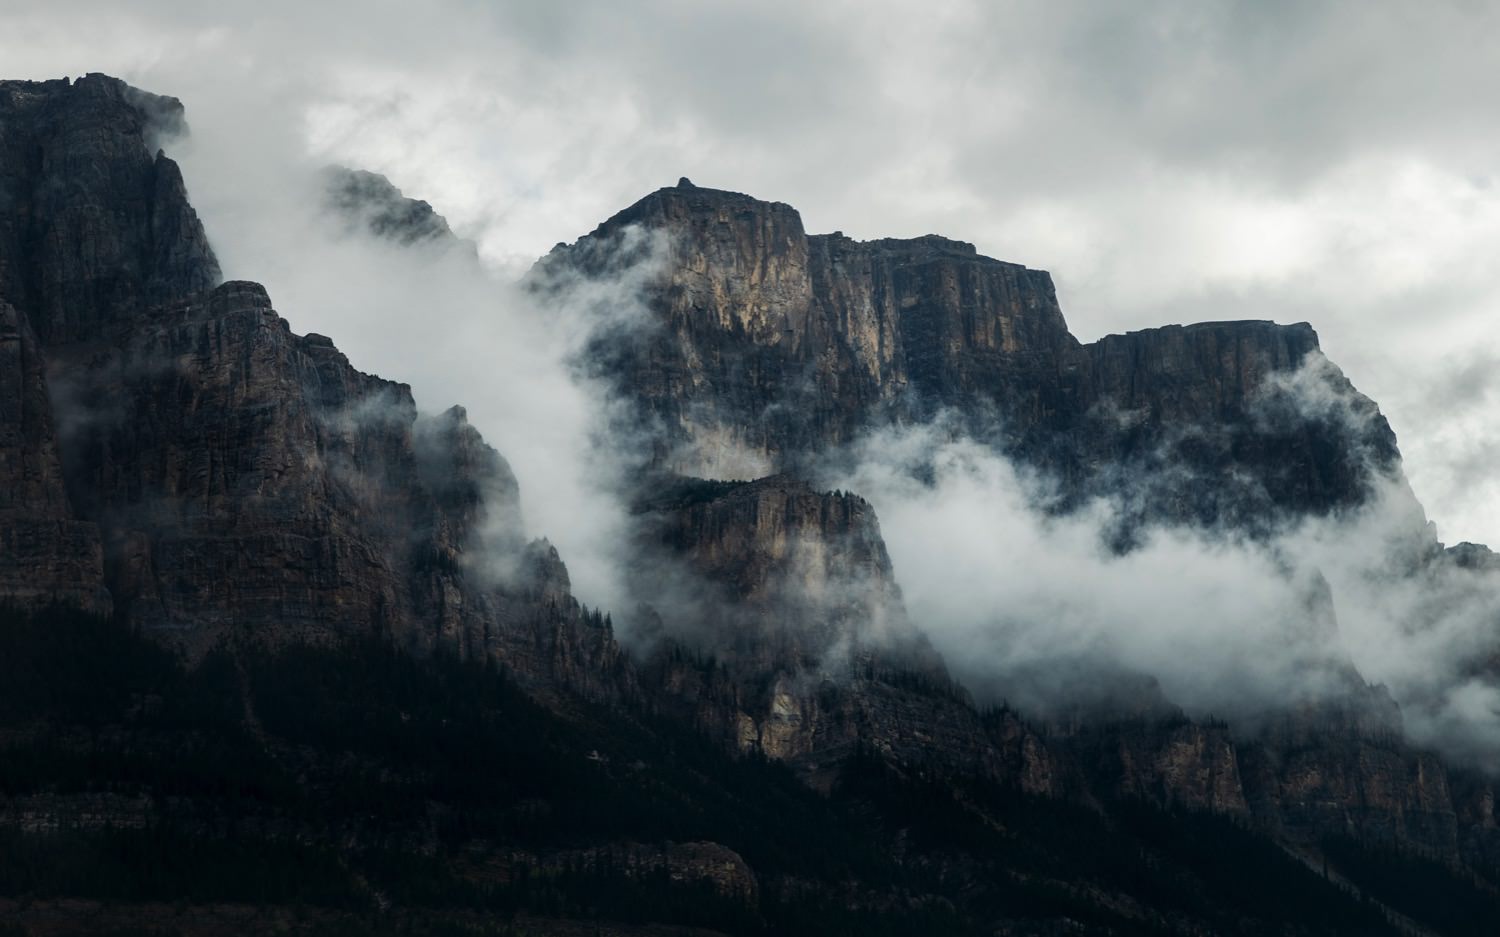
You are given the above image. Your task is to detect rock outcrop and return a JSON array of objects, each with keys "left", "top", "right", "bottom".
[
  {"left": 321, "top": 166, "right": 478, "bottom": 256},
  {"left": 628, "top": 475, "right": 1050, "bottom": 786},
  {"left": 0, "top": 74, "right": 219, "bottom": 347},
  {"left": 545, "top": 181, "right": 1400, "bottom": 530},
  {"left": 630, "top": 475, "right": 930, "bottom": 677}
]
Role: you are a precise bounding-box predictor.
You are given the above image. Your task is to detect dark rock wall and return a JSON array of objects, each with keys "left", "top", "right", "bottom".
[
  {"left": 0, "top": 76, "right": 622, "bottom": 696},
  {"left": 0, "top": 299, "right": 109, "bottom": 612},
  {"left": 0, "top": 74, "right": 219, "bottom": 347}
]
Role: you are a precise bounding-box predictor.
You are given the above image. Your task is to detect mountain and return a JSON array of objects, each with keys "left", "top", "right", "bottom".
[
  {"left": 549, "top": 178, "right": 1500, "bottom": 863},
  {"left": 2, "top": 75, "right": 1499, "bottom": 936}
]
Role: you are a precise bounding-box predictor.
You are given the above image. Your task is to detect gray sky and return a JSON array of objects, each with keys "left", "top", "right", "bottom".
[{"left": 6, "top": 0, "right": 1500, "bottom": 545}]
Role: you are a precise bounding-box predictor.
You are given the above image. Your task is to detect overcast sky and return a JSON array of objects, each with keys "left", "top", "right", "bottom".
[{"left": 6, "top": 0, "right": 1500, "bottom": 545}]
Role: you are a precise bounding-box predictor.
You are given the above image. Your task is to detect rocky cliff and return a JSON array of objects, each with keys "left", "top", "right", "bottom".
[
  {"left": 0, "top": 74, "right": 219, "bottom": 347},
  {"left": 0, "top": 75, "right": 621, "bottom": 695},
  {"left": 630, "top": 475, "right": 924, "bottom": 675},
  {"left": 321, "top": 166, "right": 478, "bottom": 256},
  {"left": 537, "top": 178, "right": 1492, "bottom": 867},
  {"left": 546, "top": 180, "right": 1400, "bottom": 531},
  {"left": 0, "top": 73, "right": 220, "bottom": 615}
]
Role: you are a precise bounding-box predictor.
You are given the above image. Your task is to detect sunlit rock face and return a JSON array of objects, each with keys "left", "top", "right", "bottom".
[
  {"left": 547, "top": 179, "right": 1400, "bottom": 531},
  {"left": 628, "top": 474, "right": 994, "bottom": 776},
  {"left": 539, "top": 179, "right": 1484, "bottom": 859}
]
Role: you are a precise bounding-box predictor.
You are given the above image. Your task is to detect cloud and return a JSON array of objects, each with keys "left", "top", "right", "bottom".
[
  {"left": 821, "top": 422, "right": 1344, "bottom": 714},
  {"left": 812, "top": 350, "right": 1500, "bottom": 765},
  {"left": 107, "top": 60, "right": 673, "bottom": 612}
]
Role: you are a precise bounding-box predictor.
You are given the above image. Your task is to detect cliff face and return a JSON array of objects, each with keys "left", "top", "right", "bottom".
[
  {"left": 547, "top": 183, "right": 1075, "bottom": 479},
  {"left": 631, "top": 475, "right": 923, "bottom": 675},
  {"left": 0, "top": 74, "right": 218, "bottom": 618},
  {"left": 1070, "top": 321, "right": 1398, "bottom": 531},
  {"left": 1238, "top": 699, "right": 1461, "bottom": 855},
  {"left": 549, "top": 180, "right": 1398, "bottom": 529},
  {"left": 53, "top": 282, "right": 474, "bottom": 646},
  {"left": 0, "top": 76, "right": 621, "bottom": 695}
]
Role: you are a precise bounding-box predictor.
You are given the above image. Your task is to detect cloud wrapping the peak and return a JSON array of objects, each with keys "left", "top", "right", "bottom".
[{"left": 816, "top": 349, "right": 1500, "bottom": 765}]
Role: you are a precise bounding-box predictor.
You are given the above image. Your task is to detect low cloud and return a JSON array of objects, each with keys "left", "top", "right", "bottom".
[
  {"left": 817, "top": 355, "right": 1500, "bottom": 766},
  {"left": 822, "top": 424, "right": 1348, "bottom": 714},
  {"left": 142, "top": 80, "right": 675, "bottom": 614}
]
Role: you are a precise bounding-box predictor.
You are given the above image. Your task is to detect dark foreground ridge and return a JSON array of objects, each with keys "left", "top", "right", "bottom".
[
  {"left": 2, "top": 75, "right": 1499, "bottom": 936},
  {"left": 9, "top": 606, "right": 1472, "bottom": 937}
]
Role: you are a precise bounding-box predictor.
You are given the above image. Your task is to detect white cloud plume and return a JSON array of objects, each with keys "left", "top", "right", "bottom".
[{"left": 815, "top": 352, "right": 1500, "bottom": 766}]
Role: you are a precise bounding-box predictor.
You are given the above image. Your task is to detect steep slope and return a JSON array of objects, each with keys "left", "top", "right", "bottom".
[
  {"left": 0, "top": 74, "right": 621, "bottom": 694},
  {"left": 543, "top": 180, "right": 1400, "bottom": 532},
  {"left": 0, "top": 73, "right": 219, "bottom": 614},
  {"left": 0, "top": 74, "right": 219, "bottom": 346}
]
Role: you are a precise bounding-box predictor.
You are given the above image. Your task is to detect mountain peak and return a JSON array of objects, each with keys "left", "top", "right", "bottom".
[
  {"left": 321, "top": 166, "right": 475, "bottom": 254},
  {"left": 0, "top": 72, "right": 219, "bottom": 344},
  {"left": 551, "top": 182, "right": 1384, "bottom": 528}
]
